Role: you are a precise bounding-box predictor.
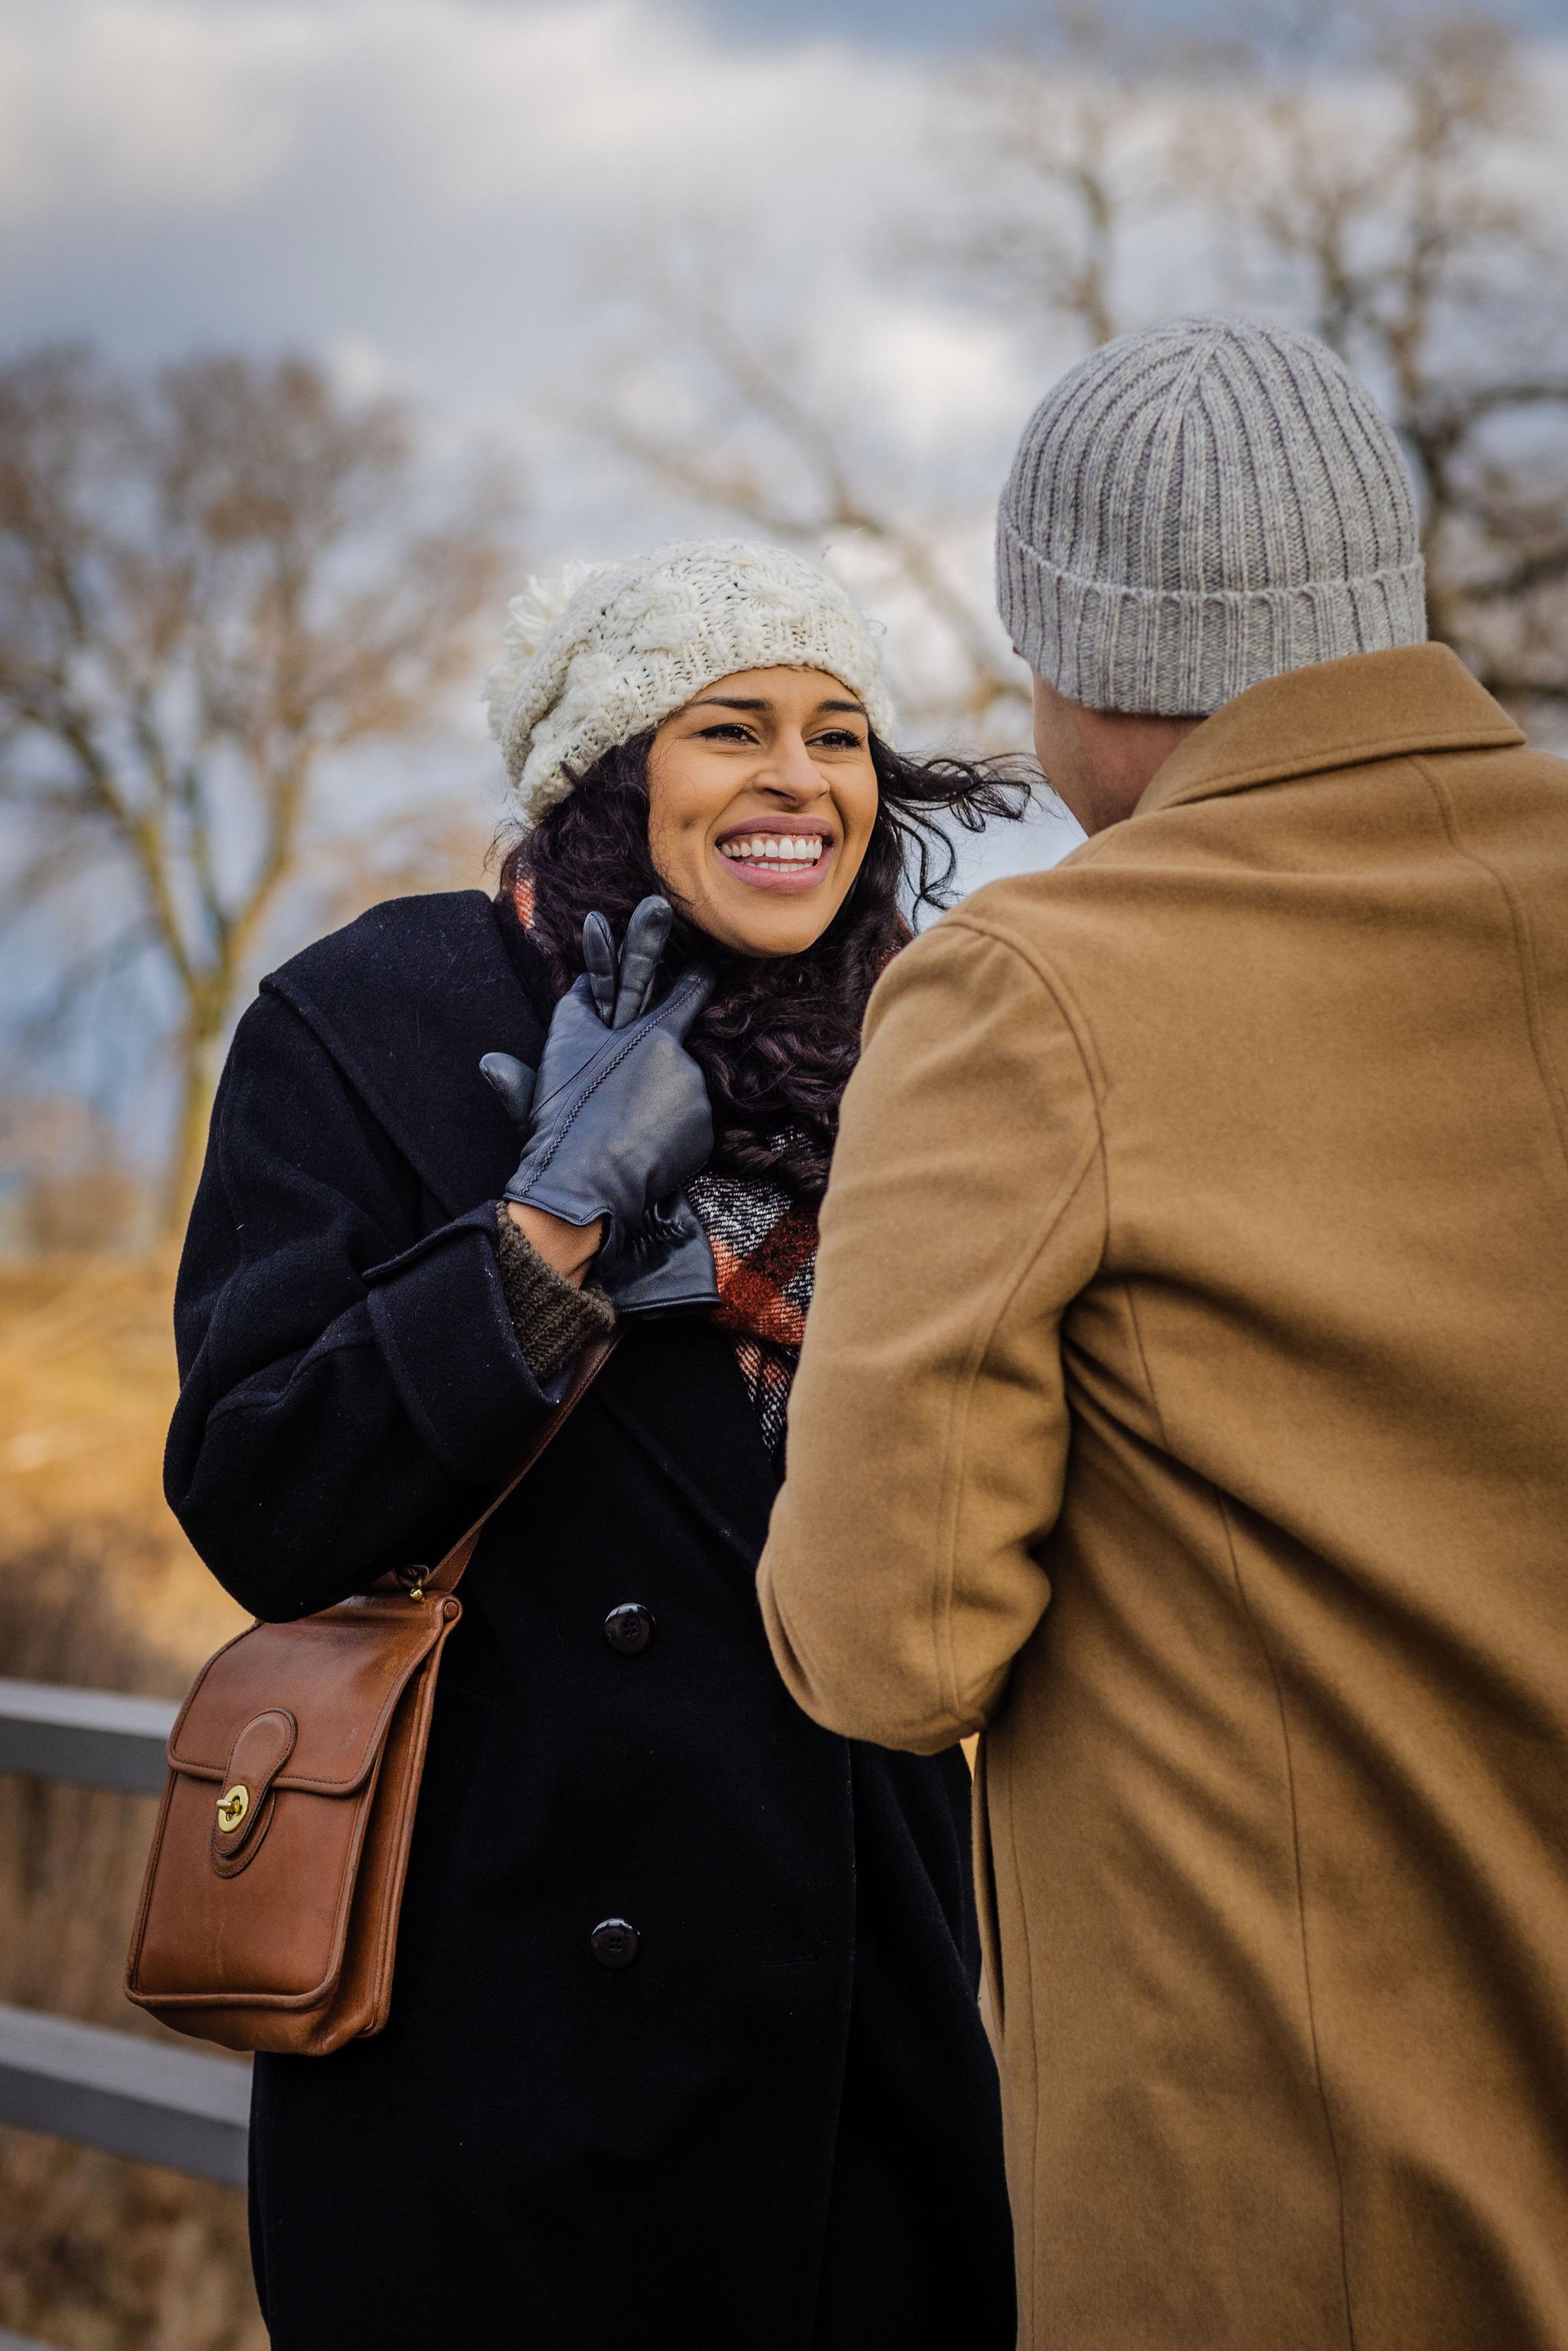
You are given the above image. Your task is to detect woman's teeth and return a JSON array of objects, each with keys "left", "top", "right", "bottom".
[{"left": 719, "top": 835, "right": 826, "bottom": 865}]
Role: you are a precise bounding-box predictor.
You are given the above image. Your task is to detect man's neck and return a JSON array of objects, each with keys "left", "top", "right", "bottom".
[{"left": 1031, "top": 672, "right": 1204, "bottom": 835}]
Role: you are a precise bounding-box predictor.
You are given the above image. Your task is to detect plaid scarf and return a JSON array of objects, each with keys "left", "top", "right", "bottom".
[
  {"left": 510, "top": 881, "right": 817, "bottom": 1463},
  {"left": 687, "top": 1166, "right": 817, "bottom": 1467}
]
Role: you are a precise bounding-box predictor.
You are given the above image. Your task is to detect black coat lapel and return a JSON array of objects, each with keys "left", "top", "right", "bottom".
[
  {"left": 263, "top": 890, "right": 550, "bottom": 1218},
  {"left": 264, "top": 893, "right": 777, "bottom": 1569},
  {"left": 598, "top": 1318, "right": 779, "bottom": 1568}
]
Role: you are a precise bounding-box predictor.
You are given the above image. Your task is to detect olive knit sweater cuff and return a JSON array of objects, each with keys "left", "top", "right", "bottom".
[{"left": 492, "top": 1204, "right": 616, "bottom": 1383}]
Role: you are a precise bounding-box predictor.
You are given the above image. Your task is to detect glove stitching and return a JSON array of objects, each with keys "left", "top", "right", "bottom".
[
  {"left": 524, "top": 1027, "right": 646, "bottom": 1182},
  {"left": 521, "top": 971, "right": 708, "bottom": 1190}
]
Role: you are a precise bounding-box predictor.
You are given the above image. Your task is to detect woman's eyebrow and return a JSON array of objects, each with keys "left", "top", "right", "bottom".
[{"left": 685, "top": 696, "right": 869, "bottom": 718}]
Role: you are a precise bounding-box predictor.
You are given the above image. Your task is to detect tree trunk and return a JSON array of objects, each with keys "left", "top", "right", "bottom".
[{"left": 162, "top": 1024, "right": 223, "bottom": 1239}]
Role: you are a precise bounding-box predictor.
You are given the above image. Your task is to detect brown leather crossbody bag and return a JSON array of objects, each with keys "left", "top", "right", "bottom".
[{"left": 125, "top": 1334, "right": 617, "bottom": 2056}]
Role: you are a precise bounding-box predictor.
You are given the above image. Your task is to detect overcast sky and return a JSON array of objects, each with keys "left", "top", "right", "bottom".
[
  {"left": 3, "top": 0, "right": 1567, "bottom": 1148},
  {"left": 0, "top": 0, "right": 1054, "bottom": 712},
  {"left": 0, "top": 2, "right": 979, "bottom": 415},
  {"left": 4, "top": 0, "right": 1567, "bottom": 702},
  {"left": 707, "top": 0, "right": 1568, "bottom": 28},
  {"left": 5, "top": 0, "right": 1563, "bottom": 540}
]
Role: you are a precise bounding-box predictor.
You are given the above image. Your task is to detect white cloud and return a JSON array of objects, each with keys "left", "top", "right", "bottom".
[
  {"left": 0, "top": 0, "right": 332, "bottom": 222},
  {"left": 337, "top": 0, "right": 889, "bottom": 212},
  {"left": 324, "top": 331, "right": 400, "bottom": 399},
  {"left": 0, "top": 0, "right": 929, "bottom": 239},
  {"left": 0, "top": 0, "right": 1041, "bottom": 577},
  {"left": 0, "top": 0, "right": 1016, "bottom": 460},
  {"left": 832, "top": 296, "right": 1031, "bottom": 453}
]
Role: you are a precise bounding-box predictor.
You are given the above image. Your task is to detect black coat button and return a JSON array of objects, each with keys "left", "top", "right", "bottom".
[
  {"left": 590, "top": 1918, "right": 639, "bottom": 1970},
  {"left": 603, "top": 1603, "right": 655, "bottom": 1654}
]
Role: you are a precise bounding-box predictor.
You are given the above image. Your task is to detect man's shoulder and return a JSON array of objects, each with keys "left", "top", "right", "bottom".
[
  {"left": 949, "top": 730, "right": 1568, "bottom": 961},
  {"left": 936, "top": 831, "right": 1158, "bottom": 972}
]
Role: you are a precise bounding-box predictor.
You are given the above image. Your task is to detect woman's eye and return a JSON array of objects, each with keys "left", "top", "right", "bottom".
[
  {"left": 813, "top": 730, "right": 864, "bottom": 749},
  {"left": 698, "top": 723, "right": 756, "bottom": 743}
]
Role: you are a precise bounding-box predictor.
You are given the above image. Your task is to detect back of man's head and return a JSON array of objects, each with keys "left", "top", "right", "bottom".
[{"left": 997, "top": 316, "right": 1427, "bottom": 720}]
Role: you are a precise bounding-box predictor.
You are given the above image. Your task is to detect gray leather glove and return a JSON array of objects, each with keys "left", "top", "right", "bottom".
[
  {"left": 595, "top": 1188, "right": 719, "bottom": 1316},
  {"left": 481, "top": 897, "right": 720, "bottom": 1316}
]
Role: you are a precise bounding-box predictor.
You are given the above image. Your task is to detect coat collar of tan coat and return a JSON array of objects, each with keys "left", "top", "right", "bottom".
[{"left": 1138, "top": 642, "right": 1525, "bottom": 817}]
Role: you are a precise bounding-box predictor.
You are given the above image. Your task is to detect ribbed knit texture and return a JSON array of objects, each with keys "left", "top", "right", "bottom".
[
  {"left": 492, "top": 1204, "right": 616, "bottom": 1382},
  {"left": 492, "top": 1174, "right": 817, "bottom": 1464},
  {"left": 997, "top": 317, "right": 1427, "bottom": 716}
]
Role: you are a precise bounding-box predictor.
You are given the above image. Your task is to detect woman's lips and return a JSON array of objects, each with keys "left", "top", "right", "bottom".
[{"left": 714, "top": 831, "right": 836, "bottom": 893}]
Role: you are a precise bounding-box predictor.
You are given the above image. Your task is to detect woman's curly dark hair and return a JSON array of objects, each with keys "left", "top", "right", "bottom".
[{"left": 500, "top": 730, "right": 1032, "bottom": 1207}]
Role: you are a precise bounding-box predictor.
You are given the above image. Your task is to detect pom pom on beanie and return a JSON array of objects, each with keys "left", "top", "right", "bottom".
[{"left": 485, "top": 538, "right": 897, "bottom": 821}]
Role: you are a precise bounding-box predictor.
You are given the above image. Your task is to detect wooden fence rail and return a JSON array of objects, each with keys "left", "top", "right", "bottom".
[{"left": 0, "top": 1676, "right": 252, "bottom": 2190}]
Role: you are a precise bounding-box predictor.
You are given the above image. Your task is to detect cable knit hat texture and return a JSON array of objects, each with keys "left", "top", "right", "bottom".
[
  {"left": 997, "top": 316, "right": 1427, "bottom": 716},
  {"left": 485, "top": 537, "right": 897, "bottom": 821}
]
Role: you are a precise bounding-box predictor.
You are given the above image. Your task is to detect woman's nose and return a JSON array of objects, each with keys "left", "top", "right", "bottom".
[{"left": 756, "top": 733, "right": 830, "bottom": 798}]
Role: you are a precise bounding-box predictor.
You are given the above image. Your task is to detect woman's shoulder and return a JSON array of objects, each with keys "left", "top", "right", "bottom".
[
  {"left": 265, "top": 889, "right": 505, "bottom": 1015},
  {"left": 240, "top": 891, "right": 550, "bottom": 1198}
]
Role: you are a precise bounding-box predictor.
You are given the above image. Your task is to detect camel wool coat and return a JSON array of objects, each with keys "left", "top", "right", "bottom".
[{"left": 758, "top": 644, "right": 1568, "bottom": 2351}]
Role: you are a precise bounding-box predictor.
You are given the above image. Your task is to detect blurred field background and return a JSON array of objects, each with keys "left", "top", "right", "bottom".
[
  {"left": 2, "top": 0, "right": 1567, "bottom": 2338},
  {"left": 0, "top": 1250, "right": 256, "bottom": 2348}
]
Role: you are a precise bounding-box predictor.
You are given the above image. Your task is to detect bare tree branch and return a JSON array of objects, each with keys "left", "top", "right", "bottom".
[
  {"left": 0, "top": 347, "right": 517, "bottom": 1222},
  {"left": 570, "top": 252, "right": 1027, "bottom": 735},
  {"left": 932, "top": 2, "right": 1210, "bottom": 353},
  {"left": 938, "top": 0, "right": 1568, "bottom": 740}
]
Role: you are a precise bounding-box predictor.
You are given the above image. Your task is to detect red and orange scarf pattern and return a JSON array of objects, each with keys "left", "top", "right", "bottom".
[
  {"left": 687, "top": 1167, "right": 817, "bottom": 1465},
  {"left": 512, "top": 880, "right": 816, "bottom": 1463}
]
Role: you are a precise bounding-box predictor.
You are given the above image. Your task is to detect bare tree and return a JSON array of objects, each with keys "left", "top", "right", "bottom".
[
  {"left": 567, "top": 243, "right": 1030, "bottom": 740},
  {"left": 560, "top": 0, "right": 1566, "bottom": 791},
  {"left": 1199, "top": 2, "right": 1568, "bottom": 724},
  {"left": 937, "top": 3, "right": 1209, "bottom": 354},
  {"left": 0, "top": 348, "right": 512, "bottom": 1224},
  {"left": 942, "top": 0, "right": 1568, "bottom": 728},
  {"left": 555, "top": 16, "right": 1189, "bottom": 748}
]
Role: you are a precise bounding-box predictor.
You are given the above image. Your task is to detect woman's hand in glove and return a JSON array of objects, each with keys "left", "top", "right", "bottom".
[{"left": 481, "top": 897, "right": 719, "bottom": 1310}]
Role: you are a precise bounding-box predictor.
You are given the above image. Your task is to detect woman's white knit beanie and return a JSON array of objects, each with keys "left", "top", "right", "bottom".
[
  {"left": 997, "top": 315, "right": 1428, "bottom": 716},
  {"left": 485, "top": 537, "right": 897, "bottom": 821}
]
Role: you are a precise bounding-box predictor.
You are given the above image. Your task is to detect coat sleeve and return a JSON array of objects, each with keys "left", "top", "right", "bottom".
[
  {"left": 757, "top": 913, "right": 1106, "bottom": 1754},
  {"left": 165, "top": 988, "right": 558, "bottom": 1621}
]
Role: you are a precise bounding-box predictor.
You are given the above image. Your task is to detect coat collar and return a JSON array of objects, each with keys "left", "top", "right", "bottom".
[
  {"left": 266, "top": 889, "right": 778, "bottom": 1568},
  {"left": 263, "top": 890, "right": 550, "bottom": 1222},
  {"left": 1138, "top": 644, "right": 1524, "bottom": 820}
]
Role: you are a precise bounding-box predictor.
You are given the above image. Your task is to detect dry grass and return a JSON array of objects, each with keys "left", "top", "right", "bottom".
[
  {"left": 0, "top": 1252, "right": 244, "bottom": 1659},
  {"left": 0, "top": 1253, "right": 263, "bottom": 2351}
]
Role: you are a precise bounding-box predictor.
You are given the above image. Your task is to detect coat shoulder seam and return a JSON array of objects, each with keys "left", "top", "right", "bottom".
[{"left": 1411, "top": 753, "right": 1568, "bottom": 1177}]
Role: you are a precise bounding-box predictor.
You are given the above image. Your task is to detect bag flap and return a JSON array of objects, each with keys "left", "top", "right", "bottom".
[{"left": 167, "top": 1596, "right": 452, "bottom": 1794}]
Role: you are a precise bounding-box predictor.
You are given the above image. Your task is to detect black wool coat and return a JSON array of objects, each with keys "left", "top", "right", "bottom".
[{"left": 165, "top": 891, "right": 1014, "bottom": 2351}]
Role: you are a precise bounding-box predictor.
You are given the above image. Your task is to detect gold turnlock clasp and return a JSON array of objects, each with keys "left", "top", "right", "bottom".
[
  {"left": 209, "top": 1709, "right": 295, "bottom": 1874},
  {"left": 395, "top": 1563, "right": 429, "bottom": 1604},
  {"left": 215, "top": 1783, "right": 250, "bottom": 1833}
]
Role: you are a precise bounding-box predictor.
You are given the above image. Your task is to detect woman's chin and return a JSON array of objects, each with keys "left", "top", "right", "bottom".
[
  {"left": 668, "top": 853, "right": 835, "bottom": 956},
  {"left": 691, "top": 880, "right": 841, "bottom": 957}
]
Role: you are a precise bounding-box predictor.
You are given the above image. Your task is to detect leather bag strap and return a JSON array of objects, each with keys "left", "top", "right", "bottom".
[{"left": 420, "top": 1332, "right": 620, "bottom": 1596}]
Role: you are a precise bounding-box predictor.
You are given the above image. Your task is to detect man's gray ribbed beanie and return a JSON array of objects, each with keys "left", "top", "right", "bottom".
[{"left": 996, "top": 316, "right": 1427, "bottom": 716}]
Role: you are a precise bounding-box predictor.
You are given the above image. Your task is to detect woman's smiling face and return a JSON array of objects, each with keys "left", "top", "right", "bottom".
[{"left": 645, "top": 666, "right": 880, "bottom": 956}]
